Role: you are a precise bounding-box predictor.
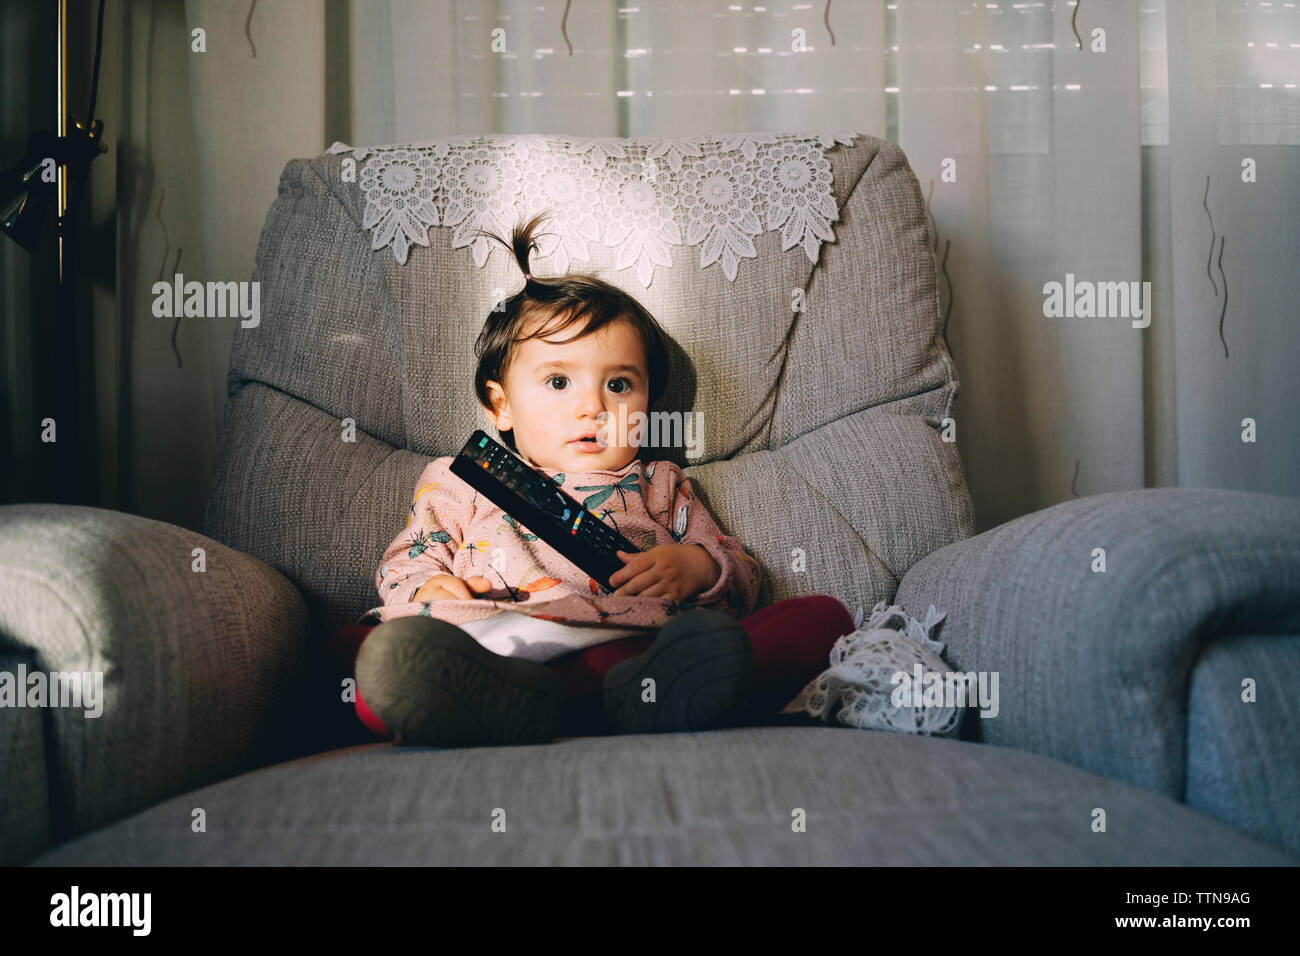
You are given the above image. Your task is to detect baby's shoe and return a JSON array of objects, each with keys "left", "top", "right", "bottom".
[
  {"left": 355, "top": 616, "right": 565, "bottom": 747},
  {"left": 601, "top": 608, "right": 753, "bottom": 734}
]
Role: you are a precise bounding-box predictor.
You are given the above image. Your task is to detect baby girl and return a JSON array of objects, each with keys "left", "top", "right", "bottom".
[{"left": 341, "top": 213, "right": 854, "bottom": 747}]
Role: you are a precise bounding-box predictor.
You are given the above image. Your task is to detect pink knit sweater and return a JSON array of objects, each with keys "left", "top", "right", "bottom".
[{"left": 358, "top": 455, "right": 762, "bottom": 636}]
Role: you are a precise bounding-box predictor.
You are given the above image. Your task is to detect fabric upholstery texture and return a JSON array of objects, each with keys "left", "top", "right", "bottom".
[
  {"left": 1186, "top": 633, "right": 1300, "bottom": 856},
  {"left": 29, "top": 728, "right": 1293, "bottom": 866},
  {"left": 0, "top": 504, "right": 312, "bottom": 862},
  {"left": 895, "top": 486, "right": 1300, "bottom": 857},
  {"left": 0, "top": 648, "right": 49, "bottom": 864}
]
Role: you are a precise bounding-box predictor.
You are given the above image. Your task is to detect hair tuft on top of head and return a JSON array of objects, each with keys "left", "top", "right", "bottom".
[{"left": 475, "top": 210, "right": 556, "bottom": 287}]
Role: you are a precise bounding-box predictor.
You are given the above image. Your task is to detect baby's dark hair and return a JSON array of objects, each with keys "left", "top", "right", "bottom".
[{"left": 472, "top": 211, "right": 671, "bottom": 453}]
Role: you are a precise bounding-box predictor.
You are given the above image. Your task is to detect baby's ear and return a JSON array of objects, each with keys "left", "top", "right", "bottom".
[{"left": 482, "top": 380, "right": 511, "bottom": 429}]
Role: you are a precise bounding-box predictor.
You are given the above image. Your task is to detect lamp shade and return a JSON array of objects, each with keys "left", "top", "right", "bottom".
[{"left": 1, "top": 131, "right": 61, "bottom": 253}]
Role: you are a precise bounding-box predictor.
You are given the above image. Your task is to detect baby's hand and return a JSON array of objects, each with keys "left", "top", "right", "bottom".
[
  {"left": 413, "top": 573, "right": 493, "bottom": 602},
  {"left": 608, "top": 543, "right": 720, "bottom": 600}
]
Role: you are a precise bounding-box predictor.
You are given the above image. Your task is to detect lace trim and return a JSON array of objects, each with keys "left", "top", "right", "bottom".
[
  {"left": 781, "top": 601, "right": 963, "bottom": 736},
  {"left": 326, "top": 130, "right": 857, "bottom": 287}
]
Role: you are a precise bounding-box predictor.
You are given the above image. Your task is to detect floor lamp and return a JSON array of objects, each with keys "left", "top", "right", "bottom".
[{"left": 1, "top": 0, "right": 107, "bottom": 504}]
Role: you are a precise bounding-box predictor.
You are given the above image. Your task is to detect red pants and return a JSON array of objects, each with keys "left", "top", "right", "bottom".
[{"left": 327, "top": 596, "right": 854, "bottom": 738}]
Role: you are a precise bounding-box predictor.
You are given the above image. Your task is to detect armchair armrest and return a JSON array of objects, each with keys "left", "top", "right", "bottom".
[
  {"left": 0, "top": 504, "right": 311, "bottom": 863},
  {"left": 895, "top": 488, "right": 1300, "bottom": 806}
]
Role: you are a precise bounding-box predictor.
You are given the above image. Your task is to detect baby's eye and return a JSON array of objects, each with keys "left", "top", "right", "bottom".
[
  {"left": 608, "top": 378, "right": 632, "bottom": 394},
  {"left": 545, "top": 375, "right": 568, "bottom": 390}
]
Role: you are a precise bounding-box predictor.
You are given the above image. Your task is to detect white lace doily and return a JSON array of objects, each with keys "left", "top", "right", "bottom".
[
  {"left": 781, "top": 601, "right": 964, "bottom": 736},
  {"left": 325, "top": 131, "right": 857, "bottom": 287}
]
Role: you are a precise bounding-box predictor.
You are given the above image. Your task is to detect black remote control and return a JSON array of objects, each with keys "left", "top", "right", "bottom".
[{"left": 449, "top": 429, "right": 639, "bottom": 591}]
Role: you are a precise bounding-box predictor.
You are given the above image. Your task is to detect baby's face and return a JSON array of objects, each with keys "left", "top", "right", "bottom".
[{"left": 486, "top": 315, "right": 650, "bottom": 473}]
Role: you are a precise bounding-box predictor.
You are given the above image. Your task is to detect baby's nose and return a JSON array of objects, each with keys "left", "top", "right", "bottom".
[{"left": 575, "top": 387, "right": 606, "bottom": 416}]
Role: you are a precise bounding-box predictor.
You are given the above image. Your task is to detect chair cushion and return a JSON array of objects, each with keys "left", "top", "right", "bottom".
[{"left": 30, "top": 727, "right": 1292, "bottom": 865}]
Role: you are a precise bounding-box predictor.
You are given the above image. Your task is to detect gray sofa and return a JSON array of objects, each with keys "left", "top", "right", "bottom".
[{"left": 3, "top": 132, "right": 1297, "bottom": 865}]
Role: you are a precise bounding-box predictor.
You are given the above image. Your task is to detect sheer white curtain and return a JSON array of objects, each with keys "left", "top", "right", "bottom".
[
  {"left": 100, "top": 0, "right": 1297, "bottom": 533},
  {"left": 896, "top": 0, "right": 1299, "bottom": 528},
  {"left": 1160, "top": 0, "right": 1298, "bottom": 496},
  {"left": 895, "top": 0, "right": 1151, "bottom": 529}
]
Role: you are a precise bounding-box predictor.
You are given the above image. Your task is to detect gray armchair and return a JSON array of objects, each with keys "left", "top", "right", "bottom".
[
  {"left": 3, "top": 132, "right": 1296, "bottom": 865},
  {"left": 896, "top": 486, "right": 1300, "bottom": 855}
]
